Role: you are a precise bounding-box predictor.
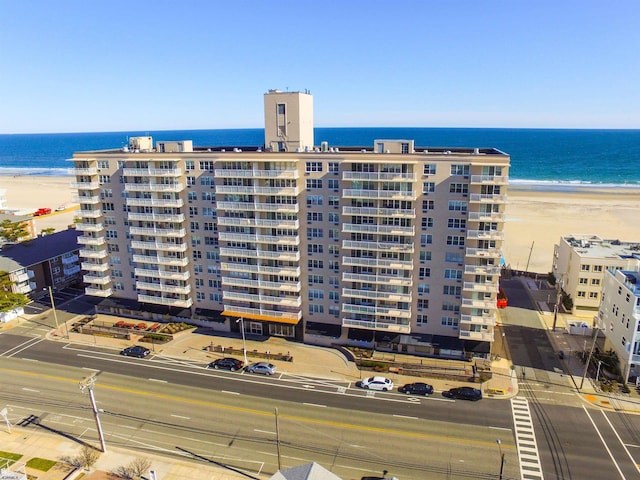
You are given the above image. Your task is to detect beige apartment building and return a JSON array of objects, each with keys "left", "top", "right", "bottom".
[
  {"left": 72, "top": 90, "right": 510, "bottom": 360},
  {"left": 552, "top": 234, "right": 640, "bottom": 315}
]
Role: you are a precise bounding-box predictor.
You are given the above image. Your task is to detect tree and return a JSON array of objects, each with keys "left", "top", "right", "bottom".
[
  {"left": 0, "top": 271, "right": 29, "bottom": 312},
  {"left": 41, "top": 227, "right": 56, "bottom": 236},
  {"left": 0, "top": 219, "right": 29, "bottom": 243}
]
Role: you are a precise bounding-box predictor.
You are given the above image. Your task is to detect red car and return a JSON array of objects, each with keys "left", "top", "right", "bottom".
[{"left": 34, "top": 207, "right": 51, "bottom": 216}]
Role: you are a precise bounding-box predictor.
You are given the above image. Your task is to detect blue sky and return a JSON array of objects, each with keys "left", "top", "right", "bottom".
[{"left": 1, "top": 0, "right": 638, "bottom": 133}]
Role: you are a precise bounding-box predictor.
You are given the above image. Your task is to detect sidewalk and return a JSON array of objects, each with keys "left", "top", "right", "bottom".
[{"left": 1, "top": 312, "right": 519, "bottom": 480}]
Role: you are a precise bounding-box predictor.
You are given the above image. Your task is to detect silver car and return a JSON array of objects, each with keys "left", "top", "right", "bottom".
[
  {"left": 246, "top": 362, "right": 277, "bottom": 375},
  {"left": 358, "top": 376, "right": 394, "bottom": 391}
]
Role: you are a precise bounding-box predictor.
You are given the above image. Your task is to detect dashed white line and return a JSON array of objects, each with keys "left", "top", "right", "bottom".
[
  {"left": 148, "top": 378, "right": 167, "bottom": 383},
  {"left": 303, "top": 403, "right": 326, "bottom": 408},
  {"left": 221, "top": 390, "right": 240, "bottom": 395},
  {"left": 170, "top": 414, "right": 190, "bottom": 420},
  {"left": 21, "top": 388, "right": 40, "bottom": 393},
  {"left": 393, "top": 414, "right": 418, "bottom": 420},
  {"left": 254, "top": 429, "right": 276, "bottom": 435}
]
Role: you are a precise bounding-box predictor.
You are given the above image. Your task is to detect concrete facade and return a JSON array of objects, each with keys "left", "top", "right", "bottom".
[{"left": 72, "top": 91, "right": 510, "bottom": 360}]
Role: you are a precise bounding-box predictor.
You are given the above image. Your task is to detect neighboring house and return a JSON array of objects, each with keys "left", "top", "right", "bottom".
[
  {"left": 598, "top": 262, "right": 640, "bottom": 382},
  {"left": 269, "top": 462, "right": 343, "bottom": 480},
  {"left": 0, "top": 213, "right": 36, "bottom": 243},
  {"left": 0, "top": 227, "right": 82, "bottom": 296},
  {"left": 552, "top": 234, "right": 640, "bottom": 315},
  {"left": 71, "top": 90, "right": 510, "bottom": 361}
]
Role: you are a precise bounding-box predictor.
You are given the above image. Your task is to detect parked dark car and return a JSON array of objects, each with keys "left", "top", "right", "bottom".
[
  {"left": 398, "top": 382, "right": 434, "bottom": 396},
  {"left": 245, "top": 362, "right": 277, "bottom": 375},
  {"left": 208, "top": 357, "right": 244, "bottom": 371},
  {"left": 120, "top": 346, "right": 151, "bottom": 358},
  {"left": 443, "top": 386, "right": 482, "bottom": 401}
]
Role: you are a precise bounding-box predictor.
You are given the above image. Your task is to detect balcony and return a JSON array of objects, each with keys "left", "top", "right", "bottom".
[
  {"left": 342, "top": 303, "right": 411, "bottom": 319},
  {"left": 342, "top": 240, "right": 414, "bottom": 253},
  {"left": 470, "top": 175, "right": 508, "bottom": 185},
  {"left": 467, "top": 230, "right": 505, "bottom": 241},
  {"left": 342, "top": 224, "right": 415, "bottom": 236},
  {"left": 13, "top": 272, "right": 30, "bottom": 283},
  {"left": 458, "top": 330, "right": 494, "bottom": 342},
  {"left": 81, "top": 262, "right": 109, "bottom": 272},
  {"left": 64, "top": 265, "right": 81, "bottom": 276},
  {"left": 342, "top": 318, "right": 411, "bottom": 334},
  {"left": 217, "top": 201, "right": 299, "bottom": 213},
  {"left": 122, "top": 167, "right": 182, "bottom": 176},
  {"left": 222, "top": 305, "right": 302, "bottom": 322},
  {"left": 342, "top": 172, "right": 416, "bottom": 181},
  {"left": 72, "top": 167, "right": 98, "bottom": 175},
  {"left": 220, "top": 263, "right": 300, "bottom": 277},
  {"left": 460, "top": 314, "right": 495, "bottom": 326},
  {"left": 469, "top": 193, "right": 507, "bottom": 204},
  {"left": 463, "top": 282, "right": 499, "bottom": 293},
  {"left": 15, "top": 283, "right": 33, "bottom": 294},
  {"left": 83, "top": 274, "right": 111, "bottom": 285},
  {"left": 342, "top": 189, "right": 416, "bottom": 200},
  {"left": 342, "top": 288, "right": 411, "bottom": 302},
  {"left": 78, "top": 209, "right": 103, "bottom": 218},
  {"left": 74, "top": 195, "right": 100, "bottom": 204},
  {"left": 214, "top": 169, "right": 298, "bottom": 179},
  {"left": 78, "top": 236, "right": 106, "bottom": 246},
  {"left": 467, "top": 211, "right": 506, "bottom": 222},
  {"left": 85, "top": 287, "right": 113, "bottom": 297},
  {"left": 343, "top": 272, "right": 412, "bottom": 286},
  {"left": 138, "top": 294, "right": 193, "bottom": 308},
  {"left": 464, "top": 265, "right": 501, "bottom": 275},
  {"left": 125, "top": 198, "right": 184, "bottom": 208},
  {"left": 218, "top": 232, "right": 300, "bottom": 245},
  {"left": 71, "top": 182, "right": 100, "bottom": 190},
  {"left": 136, "top": 281, "right": 191, "bottom": 295},
  {"left": 222, "top": 291, "right": 302, "bottom": 307},
  {"left": 79, "top": 249, "right": 108, "bottom": 259},
  {"left": 134, "top": 268, "right": 190, "bottom": 281},
  {"left": 131, "top": 240, "right": 187, "bottom": 252},
  {"left": 132, "top": 255, "right": 189, "bottom": 267},
  {"left": 342, "top": 206, "right": 415, "bottom": 218},
  {"left": 217, "top": 217, "right": 300, "bottom": 229},
  {"left": 75, "top": 223, "right": 104, "bottom": 232},
  {"left": 220, "top": 248, "right": 300, "bottom": 262},
  {"left": 127, "top": 212, "right": 185, "bottom": 222},
  {"left": 128, "top": 227, "right": 186, "bottom": 237},
  {"left": 62, "top": 255, "right": 79, "bottom": 265},
  {"left": 465, "top": 247, "right": 501, "bottom": 258},
  {"left": 124, "top": 183, "right": 185, "bottom": 193},
  {"left": 462, "top": 298, "right": 497, "bottom": 310},
  {"left": 342, "top": 257, "right": 414, "bottom": 270},
  {"left": 221, "top": 277, "right": 301, "bottom": 292},
  {"left": 215, "top": 185, "right": 299, "bottom": 196}
]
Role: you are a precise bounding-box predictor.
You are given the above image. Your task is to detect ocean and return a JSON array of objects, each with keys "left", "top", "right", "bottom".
[{"left": 1, "top": 128, "right": 639, "bottom": 188}]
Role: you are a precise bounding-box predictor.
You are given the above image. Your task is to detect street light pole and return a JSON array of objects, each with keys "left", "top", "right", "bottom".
[
  {"left": 47, "top": 286, "right": 61, "bottom": 336},
  {"left": 580, "top": 327, "right": 599, "bottom": 390},
  {"left": 79, "top": 374, "right": 107, "bottom": 453},
  {"left": 552, "top": 275, "right": 563, "bottom": 331},
  {"left": 236, "top": 317, "right": 248, "bottom": 365},
  {"left": 496, "top": 439, "right": 505, "bottom": 480},
  {"left": 596, "top": 360, "right": 604, "bottom": 383}
]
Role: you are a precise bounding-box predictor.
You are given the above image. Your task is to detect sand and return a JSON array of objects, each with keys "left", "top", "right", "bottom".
[
  {"left": 0, "top": 176, "right": 79, "bottom": 233},
  {"left": 2, "top": 176, "right": 639, "bottom": 274}
]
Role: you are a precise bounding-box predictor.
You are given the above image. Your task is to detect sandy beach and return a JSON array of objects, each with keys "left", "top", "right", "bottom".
[{"left": 1, "top": 176, "right": 639, "bottom": 274}]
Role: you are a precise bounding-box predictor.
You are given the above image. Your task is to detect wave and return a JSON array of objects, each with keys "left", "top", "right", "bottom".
[
  {"left": 509, "top": 179, "right": 640, "bottom": 191},
  {"left": 0, "top": 167, "right": 73, "bottom": 177}
]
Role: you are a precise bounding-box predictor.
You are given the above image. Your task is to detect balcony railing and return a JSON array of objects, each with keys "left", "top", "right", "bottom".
[
  {"left": 75, "top": 223, "right": 104, "bottom": 232},
  {"left": 463, "top": 282, "right": 499, "bottom": 293},
  {"left": 85, "top": 287, "right": 113, "bottom": 297},
  {"left": 71, "top": 167, "right": 98, "bottom": 175},
  {"left": 124, "top": 183, "right": 185, "bottom": 192},
  {"left": 217, "top": 217, "right": 300, "bottom": 229},
  {"left": 61, "top": 255, "right": 79, "bottom": 265},
  {"left": 138, "top": 294, "right": 193, "bottom": 308},
  {"left": 127, "top": 212, "right": 185, "bottom": 222},
  {"left": 78, "top": 209, "right": 103, "bottom": 218},
  {"left": 219, "top": 247, "right": 300, "bottom": 262},
  {"left": 467, "top": 230, "right": 505, "bottom": 241},
  {"left": 342, "top": 172, "right": 416, "bottom": 181},
  {"left": 125, "top": 198, "right": 184, "bottom": 208},
  {"left": 79, "top": 249, "right": 108, "bottom": 259},
  {"left": 131, "top": 240, "right": 187, "bottom": 252},
  {"left": 470, "top": 175, "right": 508, "bottom": 185},
  {"left": 460, "top": 314, "right": 495, "bottom": 326},
  {"left": 464, "top": 265, "right": 501, "bottom": 275},
  {"left": 342, "top": 240, "right": 414, "bottom": 253},
  {"left": 71, "top": 182, "right": 100, "bottom": 190},
  {"left": 467, "top": 211, "right": 506, "bottom": 222},
  {"left": 83, "top": 274, "right": 111, "bottom": 285},
  {"left": 132, "top": 255, "right": 189, "bottom": 267},
  {"left": 217, "top": 201, "right": 299, "bottom": 213},
  {"left": 342, "top": 288, "right": 411, "bottom": 302},
  {"left": 462, "top": 298, "right": 497, "bottom": 310},
  {"left": 465, "top": 248, "right": 501, "bottom": 258},
  {"left": 342, "top": 318, "right": 411, "bottom": 334},
  {"left": 469, "top": 193, "right": 507, "bottom": 203},
  {"left": 214, "top": 169, "right": 298, "bottom": 179},
  {"left": 74, "top": 195, "right": 100, "bottom": 204},
  {"left": 220, "top": 263, "right": 300, "bottom": 277},
  {"left": 215, "top": 185, "right": 299, "bottom": 196},
  {"left": 458, "top": 330, "right": 494, "bottom": 342},
  {"left": 342, "top": 206, "right": 415, "bottom": 217},
  {"left": 122, "top": 168, "right": 182, "bottom": 176},
  {"left": 222, "top": 305, "right": 302, "bottom": 322},
  {"left": 136, "top": 281, "right": 191, "bottom": 295},
  {"left": 81, "top": 262, "right": 109, "bottom": 272},
  {"left": 342, "top": 272, "right": 412, "bottom": 286},
  {"left": 77, "top": 236, "right": 106, "bottom": 246},
  {"left": 342, "top": 257, "right": 414, "bottom": 269},
  {"left": 222, "top": 291, "right": 302, "bottom": 307},
  {"left": 343, "top": 189, "right": 416, "bottom": 200},
  {"left": 342, "top": 303, "right": 412, "bottom": 319},
  {"left": 134, "top": 268, "right": 190, "bottom": 281},
  {"left": 128, "top": 227, "right": 186, "bottom": 237},
  {"left": 221, "top": 277, "right": 301, "bottom": 292},
  {"left": 342, "top": 224, "right": 415, "bottom": 236}
]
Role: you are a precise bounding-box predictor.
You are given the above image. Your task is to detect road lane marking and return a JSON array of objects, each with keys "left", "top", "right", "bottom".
[
  {"left": 582, "top": 406, "right": 626, "bottom": 479},
  {"left": 511, "top": 397, "right": 544, "bottom": 480},
  {"left": 601, "top": 410, "right": 640, "bottom": 476},
  {"left": 393, "top": 414, "right": 418, "bottom": 420},
  {"left": 221, "top": 390, "right": 240, "bottom": 395},
  {"left": 254, "top": 429, "right": 276, "bottom": 435},
  {"left": 1, "top": 337, "right": 43, "bottom": 357},
  {"left": 303, "top": 403, "right": 326, "bottom": 408},
  {"left": 489, "top": 426, "right": 512, "bottom": 431},
  {"left": 21, "top": 388, "right": 40, "bottom": 393},
  {"left": 170, "top": 414, "right": 191, "bottom": 420},
  {"left": 148, "top": 378, "right": 168, "bottom": 383}
]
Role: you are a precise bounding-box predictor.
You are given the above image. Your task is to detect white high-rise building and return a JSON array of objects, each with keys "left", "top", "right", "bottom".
[{"left": 71, "top": 90, "right": 510, "bottom": 360}]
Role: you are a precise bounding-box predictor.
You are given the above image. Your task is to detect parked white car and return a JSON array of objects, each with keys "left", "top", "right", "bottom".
[{"left": 357, "top": 376, "right": 394, "bottom": 391}]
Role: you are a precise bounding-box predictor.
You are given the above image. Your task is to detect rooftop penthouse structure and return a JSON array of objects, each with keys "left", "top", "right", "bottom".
[{"left": 71, "top": 90, "right": 510, "bottom": 360}]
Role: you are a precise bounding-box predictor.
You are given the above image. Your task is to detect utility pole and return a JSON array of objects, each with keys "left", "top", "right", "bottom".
[
  {"left": 552, "top": 275, "right": 563, "bottom": 331},
  {"left": 80, "top": 373, "right": 107, "bottom": 452},
  {"left": 580, "top": 327, "right": 599, "bottom": 390},
  {"left": 275, "top": 407, "right": 282, "bottom": 471},
  {"left": 497, "top": 439, "right": 505, "bottom": 480},
  {"left": 524, "top": 241, "right": 534, "bottom": 273}
]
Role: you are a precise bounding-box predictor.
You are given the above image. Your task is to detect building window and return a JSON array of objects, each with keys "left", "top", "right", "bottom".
[
  {"left": 593, "top": 265, "right": 603, "bottom": 272},
  {"left": 420, "top": 251, "right": 432, "bottom": 262},
  {"left": 441, "top": 317, "right": 459, "bottom": 327},
  {"left": 581, "top": 264, "right": 590, "bottom": 271},
  {"left": 401, "top": 143, "right": 409, "bottom": 154},
  {"left": 309, "top": 274, "right": 324, "bottom": 284},
  {"left": 422, "top": 217, "right": 434, "bottom": 229},
  {"left": 422, "top": 200, "right": 435, "bottom": 211},
  {"left": 451, "top": 164, "right": 470, "bottom": 176},
  {"left": 423, "top": 164, "right": 436, "bottom": 175},
  {"left": 329, "top": 196, "right": 340, "bottom": 207},
  {"left": 277, "top": 103, "right": 286, "bottom": 114},
  {"left": 185, "top": 160, "right": 195, "bottom": 171},
  {"left": 306, "top": 162, "right": 323, "bottom": 173},
  {"left": 309, "top": 304, "right": 324, "bottom": 314},
  {"left": 418, "top": 299, "right": 429, "bottom": 309},
  {"left": 448, "top": 218, "right": 467, "bottom": 229},
  {"left": 419, "top": 267, "right": 431, "bottom": 279},
  {"left": 417, "top": 314, "right": 428, "bottom": 325},
  {"left": 450, "top": 183, "right": 469, "bottom": 194},
  {"left": 306, "top": 179, "right": 323, "bottom": 189},
  {"left": 188, "top": 191, "right": 197, "bottom": 201},
  {"left": 579, "top": 278, "right": 588, "bottom": 284},
  {"left": 308, "top": 289, "right": 324, "bottom": 300},
  {"left": 307, "top": 195, "right": 323, "bottom": 206},
  {"left": 448, "top": 201, "right": 467, "bottom": 212},
  {"left": 329, "top": 305, "right": 340, "bottom": 317},
  {"left": 307, "top": 228, "right": 323, "bottom": 239},
  {"left": 423, "top": 182, "right": 435, "bottom": 193},
  {"left": 307, "top": 212, "right": 323, "bottom": 222},
  {"left": 446, "top": 235, "right": 465, "bottom": 246},
  {"left": 329, "top": 162, "right": 339, "bottom": 173},
  {"left": 577, "top": 291, "right": 586, "bottom": 298},
  {"left": 328, "top": 179, "right": 339, "bottom": 190},
  {"left": 308, "top": 244, "right": 323, "bottom": 254},
  {"left": 443, "top": 285, "right": 462, "bottom": 296},
  {"left": 589, "top": 292, "right": 598, "bottom": 299},
  {"left": 328, "top": 213, "right": 339, "bottom": 224},
  {"left": 444, "top": 269, "right": 462, "bottom": 280},
  {"left": 105, "top": 230, "right": 117, "bottom": 239},
  {"left": 308, "top": 259, "right": 324, "bottom": 269}
]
